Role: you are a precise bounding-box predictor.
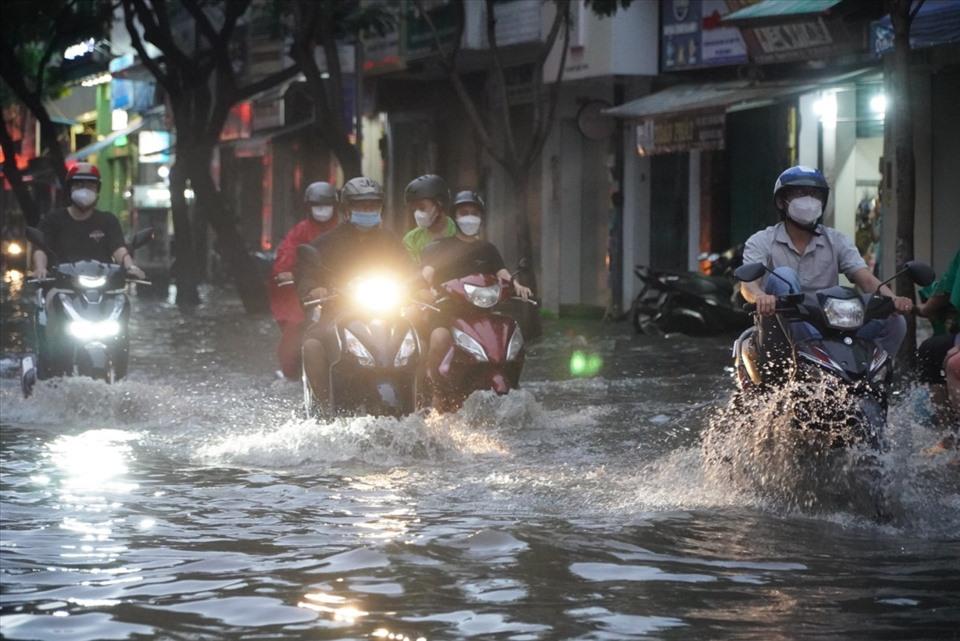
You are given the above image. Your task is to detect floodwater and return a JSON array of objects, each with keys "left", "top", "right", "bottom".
[{"left": 1, "top": 279, "right": 958, "bottom": 640}]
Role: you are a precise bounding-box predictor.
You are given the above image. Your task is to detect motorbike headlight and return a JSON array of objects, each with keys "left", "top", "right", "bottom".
[
  {"left": 463, "top": 282, "right": 501, "bottom": 308},
  {"left": 394, "top": 329, "right": 417, "bottom": 367},
  {"left": 351, "top": 275, "right": 402, "bottom": 314},
  {"left": 68, "top": 319, "right": 120, "bottom": 340},
  {"left": 506, "top": 327, "right": 524, "bottom": 361},
  {"left": 343, "top": 328, "right": 376, "bottom": 367},
  {"left": 823, "top": 297, "right": 864, "bottom": 329},
  {"left": 5, "top": 241, "right": 23, "bottom": 256},
  {"left": 452, "top": 327, "right": 488, "bottom": 362},
  {"left": 78, "top": 274, "right": 107, "bottom": 288}
]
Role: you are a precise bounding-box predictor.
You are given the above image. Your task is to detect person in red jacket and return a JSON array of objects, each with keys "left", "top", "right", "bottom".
[{"left": 270, "top": 182, "right": 339, "bottom": 379}]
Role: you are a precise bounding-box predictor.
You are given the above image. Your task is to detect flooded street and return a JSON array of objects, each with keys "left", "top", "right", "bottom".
[{"left": 1, "top": 286, "right": 959, "bottom": 640}]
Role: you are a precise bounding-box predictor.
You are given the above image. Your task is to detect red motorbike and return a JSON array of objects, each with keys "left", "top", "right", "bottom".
[{"left": 427, "top": 273, "right": 534, "bottom": 411}]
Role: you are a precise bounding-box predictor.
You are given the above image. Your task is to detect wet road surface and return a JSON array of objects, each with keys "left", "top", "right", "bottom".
[{"left": 1, "top": 281, "right": 958, "bottom": 640}]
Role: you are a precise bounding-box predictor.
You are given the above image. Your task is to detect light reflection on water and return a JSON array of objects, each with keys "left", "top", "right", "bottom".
[{"left": 1, "top": 295, "right": 958, "bottom": 640}]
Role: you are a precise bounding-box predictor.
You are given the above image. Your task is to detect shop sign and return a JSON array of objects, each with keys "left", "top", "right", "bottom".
[
  {"left": 362, "top": 0, "right": 403, "bottom": 75},
  {"left": 405, "top": 0, "right": 459, "bottom": 61},
  {"left": 635, "top": 113, "right": 725, "bottom": 155},
  {"left": 661, "top": 0, "right": 749, "bottom": 71}
]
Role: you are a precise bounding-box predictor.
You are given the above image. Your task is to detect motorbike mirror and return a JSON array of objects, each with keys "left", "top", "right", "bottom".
[
  {"left": 905, "top": 261, "right": 936, "bottom": 287},
  {"left": 128, "top": 227, "right": 155, "bottom": 250},
  {"left": 734, "top": 262, "right": 766, "bottom": 282}
]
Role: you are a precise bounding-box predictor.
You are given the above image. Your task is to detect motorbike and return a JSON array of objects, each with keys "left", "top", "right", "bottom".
[
  {"left": 298, "top": 246, "right": 422, "bottom": 418},
  {"left": 426, "top": 272, "right": 535, "bottom": 412},
  {"left": 20, "top": 227, "right": 155, "bottom": 396},
  {"left": 730, "top": 260, "right": 936, "bottom": 447},
  {"left": 631, "top": 258, "right": 750, "bottom": 336}
]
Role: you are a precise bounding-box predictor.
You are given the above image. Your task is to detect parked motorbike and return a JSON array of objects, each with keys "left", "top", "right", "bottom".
[
  {"left": 298, "top": 246, "right": 422, "bottom": 418},
  {"left": 20, "top": 227, "right": 155, "bottom": 396},
  {"left": 730, "top": 260, "right": 936, "bottom": 447},
  {"left": 631, "top": 259, "right": 750, "bottom": 336},
  {"left": 426, "top": 272, "right": 536, "bottom": 412}
]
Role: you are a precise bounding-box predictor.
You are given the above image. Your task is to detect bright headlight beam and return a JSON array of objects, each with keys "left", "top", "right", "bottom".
[
  {"left": 351, "top": 276, "right": 402, "bottom": 313},
  {"left": 68, "top": 319, "right": 120, "bottom": 340}
]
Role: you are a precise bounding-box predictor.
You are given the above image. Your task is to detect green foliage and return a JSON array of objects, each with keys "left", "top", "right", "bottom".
[{"left": 0, "top": 0, "right": 112, "bottom": 104}]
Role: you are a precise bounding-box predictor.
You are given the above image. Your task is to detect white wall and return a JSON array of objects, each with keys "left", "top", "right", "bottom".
[{"left": 543, "top": 0, "right": 658, "bottom": 82}]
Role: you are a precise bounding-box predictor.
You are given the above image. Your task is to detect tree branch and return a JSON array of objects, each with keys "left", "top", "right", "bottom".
[
  {"left": 485, "top": 0, "right": 517, "bottom": 160},
  {"left": 908, "top": 0, "right": 926, "bottom": 22},
  {"left": 121, "top": 0, "right": 176, "bottom": 96},
  {"left": 414, "top": 0, "right": 502, "bottom": 163},
  {"left": 130, "top": 0, "right": 193, "bottom": 73},
  {"left": 526, "top": 1, "right": 570, "bottom": 169},
  {"left": 232, "top": 63, "right": 301, "bottom": 103}
]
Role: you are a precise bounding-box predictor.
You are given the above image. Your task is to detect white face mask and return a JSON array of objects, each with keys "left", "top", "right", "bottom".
[
  {"left": 311, "top": 205, "right": 334, "bottom": 222},
  {"left": 786, "top": 195, "right": 822, "bottom": 227},
  {"left": 456, "top": 215, "right": 482, "bottom": 237},
  {"left": 71, "top": 188, "right": 97, "bottom": 209},
  {"left": 414, "top": 208, "right": 437, "bottom": 229}
]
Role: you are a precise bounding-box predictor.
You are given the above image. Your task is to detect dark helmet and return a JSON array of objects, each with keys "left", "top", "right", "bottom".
[
  {"left": 67, "top": 162, "right": 101, "bottom": 187},
  {"left": 773, "top": 165, "right": 829, "bottom": 211},
  {"left": 404, "top": 174, "right": 449, "bottom": 210},
  {"left": 453, "top": 190, "right": 485, "bottom": 213},
  {"left": 304, "top": 181, "right": 338, "bottom": 205},
  {"left": 340, "top": 176, "right": 384, "bottom": 204}
]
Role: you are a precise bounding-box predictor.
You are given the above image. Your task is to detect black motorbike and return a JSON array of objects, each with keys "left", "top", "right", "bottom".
[
  {"left": 298, "top": 246, "right": 421, "bottom": 418},
  {"left": 730, "top": 260, "right": 936, "bottom": 447},
  {"left": 631, "top": 254, "right": 750, "bottom": 336},
  {"left": 20, "top": 227, "right": 155, "bottom": 396}
]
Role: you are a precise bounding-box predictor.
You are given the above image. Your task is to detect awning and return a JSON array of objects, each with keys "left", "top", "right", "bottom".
[
  {"left": 220, "top": 119, "right": 315, "bottom": 157},
  {"left": 67, "top": 119, "right": 146, "bottom": 161},
  {"left": 871, "top": 0, "right": 960, "bottom": 55},
  {"left": 604, "top": 69, "right": 875, "bottom": 120},
  {"left": 723, "top": 0, "right": 846, "bottom": 26}
]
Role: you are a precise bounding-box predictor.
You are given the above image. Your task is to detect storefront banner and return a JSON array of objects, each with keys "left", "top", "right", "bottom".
[{"left": 636, "top": 113, "right": 726, "bottom": 155}]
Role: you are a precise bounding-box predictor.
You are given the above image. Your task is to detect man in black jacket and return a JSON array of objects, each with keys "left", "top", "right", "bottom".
[{"left": 296, "top": 177, "right": 413, "bottom": 401}]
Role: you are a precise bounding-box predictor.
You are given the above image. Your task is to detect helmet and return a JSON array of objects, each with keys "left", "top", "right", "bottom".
[
  {"left": 453, "top": 190, "right": 485, "bottom": 213},
  {"left": 773, "top": 165, "right": 829, "bottom": 211},
  {"left": 340, "top": 176, "right": 384, "bottom": 203},
  {"left": 404, "top": 174, "right": 449, "bottom": 210},
  {"left": 67, "top": 162, "right": 101, "bottom": 186},
  {"left": 304, "top": 181, "right": 338, "bottom": 205}
]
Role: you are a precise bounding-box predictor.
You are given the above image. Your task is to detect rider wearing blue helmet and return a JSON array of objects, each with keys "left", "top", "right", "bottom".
[{"left": 740, "top": 165, "right": 913, "bottom": 358}]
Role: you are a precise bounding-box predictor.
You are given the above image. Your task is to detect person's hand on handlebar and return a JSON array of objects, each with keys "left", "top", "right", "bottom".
[
  {"left": 513, "top": 281, "right": 533, "bottom": 301},
  {"left": 127, "top": 264, "right": 146, "bottom": 280},
  {"left": 32, "top": 267, "right": 48, "bottom": 280},
  {"left": 306, "top": 286, "right": 328, "bottom": 301},
  {"left": 756, "top": 293, "right": 777, "bottom": 316},
  {"left": 892, "top": 296, "right": 913, "bottom": 314}
]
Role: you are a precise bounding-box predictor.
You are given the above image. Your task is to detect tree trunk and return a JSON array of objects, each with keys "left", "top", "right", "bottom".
[
  {"left": 890, "top": 0, "right": 916, "bottom": 368},
  {"left": 507, "top": 170, "right": 543, "bottom": 339},
  {"left": 35, "top": 111, "right": 68, "bottom": 198},
  {"left": 0, "top": 119, "right": 40, "bottom": 225},
  {"left": 169, "top": 154, "right": 201, "bottom": 306},
  {"left": 331, "top": 133, "right": 362, "bottom": 179},
  {"left": 179, "top": 140, "right": 269, "bottom": 314}
]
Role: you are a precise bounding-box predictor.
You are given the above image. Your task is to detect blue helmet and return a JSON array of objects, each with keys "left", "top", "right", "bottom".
[{"left": 773, "top": 165, "right": 829, "bottom": 211}]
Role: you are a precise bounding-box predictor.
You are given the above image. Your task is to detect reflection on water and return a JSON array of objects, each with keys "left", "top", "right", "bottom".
[{"left": 1, "top": 293, "right": 958, "bottom": 640}]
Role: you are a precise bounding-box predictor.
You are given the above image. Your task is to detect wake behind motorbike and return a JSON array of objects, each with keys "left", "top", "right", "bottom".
[
  {"left": 20, "top": 227, "right": 155, "bottom": 396},
  {"left": 426, "top": 272, "right": 535, "bottom": 412},
  {"left": 631, "top": 252, "right": 750, "bottom": 337},
  {"left": 730, "top": 260, "right": 936, "bottom": 448},
  {"left": 298, "top": 246, "right": 422, "bottom": 419}
]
